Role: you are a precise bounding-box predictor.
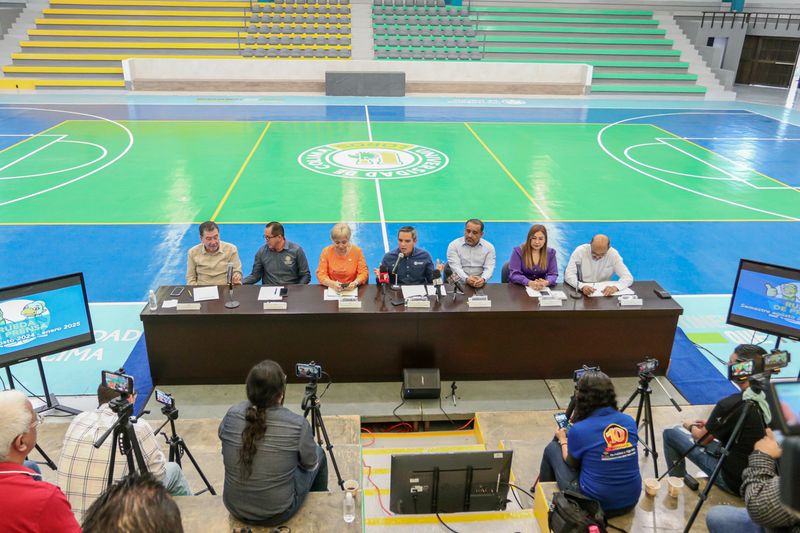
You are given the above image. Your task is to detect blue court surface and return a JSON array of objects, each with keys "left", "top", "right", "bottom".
[{"left": 1, "top": 94, "right": 798, "bottom": 396}]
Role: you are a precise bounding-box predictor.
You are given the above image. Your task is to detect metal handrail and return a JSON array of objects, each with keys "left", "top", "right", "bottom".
[{"left": 700, "top": 11, "right": 800, "bottom": 31}]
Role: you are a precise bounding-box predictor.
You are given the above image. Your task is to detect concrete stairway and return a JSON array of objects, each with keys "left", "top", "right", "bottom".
[
  {"left": 656, "top": 11, "right": 735, "bottom": 100},
  {"left": 0, "top": 0, "right": 49, "bottom": 78}
]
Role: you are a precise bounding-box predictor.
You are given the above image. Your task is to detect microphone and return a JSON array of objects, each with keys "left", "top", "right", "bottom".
[
  {"left": 391, "top": 252, "right": 404, "bottom": 275},
  {"left": 224, "top": 262, "right": 240, "bottom": 309},
  {"left": 447, "top": 272, "right": 466, "bottom": 299},
  {"left": 390, "top": 252, "right": 404, "bottom": 290},
  {"left": 378, "top": 265, "right": 390, "bottom": 301},
  {"left": 432, "top": 277, "right": 443, "bottom": 301},
  {"left": 570, "top": 260, "right": 583, "bottom": 299}
]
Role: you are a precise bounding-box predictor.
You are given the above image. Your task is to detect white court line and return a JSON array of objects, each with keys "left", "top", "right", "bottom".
[
  {"left": 0, "top": 106, "right": 134, "bottom": 208},
  {"left": 596, "top": 111, "right": 800, "bottom": 221},
  {"left": 366, "top": 104, "right": 390, "bottom": 253},
  {"left": 0, "top": 135, "right": 65, "bottom": 173},
  {"left": 623, "top": 143, "right": 735, "bottom": 181},
  {"left": 656, "top": 137, "right": 799, "bottom": 191},
  {"left": 679, "top": 137, "right": 800, "bottom": 141},
  {"left": 0, "top": 139, "right": 108, "bottom": 181}
]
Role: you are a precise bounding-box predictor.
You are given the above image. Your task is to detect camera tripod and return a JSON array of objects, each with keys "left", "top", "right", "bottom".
[
  {"left": 153, "top": 401, "right": 216, "bottom": 496},
  {"left": 620, "top": 370, "right": 682, "bottom": 478},
  {"left": 659, "top": 400, "right": 758, "bottom": 533},
  {"left": 94, "top": 394, "right": 148, "bottom": 489},
  {"left": 301, "top": 379, "right": 344, "bottom": 491}
]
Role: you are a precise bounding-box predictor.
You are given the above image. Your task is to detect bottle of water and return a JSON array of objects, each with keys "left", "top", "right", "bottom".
[
  {"left": 148, "top": 290, "right": 158, "bottom": 311},
  {"left": 343, "top": 491, "right": 355, "bottom": 523}
]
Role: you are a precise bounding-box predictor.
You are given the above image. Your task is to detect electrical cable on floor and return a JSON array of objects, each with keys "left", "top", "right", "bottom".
[
  {"left": 503, "top": 482, "right": 534, "bottom": 500},
  {"left": 435, "top": 511, "right": 460, "bottom": 533},
  {"left": 456, "top": 417, "right": 474, "bottom": 431},
  {"left": 690, "top": 340, "right": 727, "bottom": 365},
  {"left": 7, "top": 371, "right": 74, "bottom": 417},
  {"left": 362, "top": 456, "right": 393, "bottom": 516},
  {"left": 392, "top": 397, "right": 406, "bottom": 424},
  {"left": 360, "top": 426, "right": 376, "bottom": 447},
  {"left": 317, "top": 371, "right": 333, "bottom": 400}
]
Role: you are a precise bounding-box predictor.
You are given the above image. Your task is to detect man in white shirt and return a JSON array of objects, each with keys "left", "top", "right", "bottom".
[
  {"left": 564, "top": 234, "right": 633, "bottom": 296},
  {"left": 57, "top": 381, "right": 192, "bottom": 520},
  {"left": 445, "top": 219, "right": 496, "bottom": 288}
]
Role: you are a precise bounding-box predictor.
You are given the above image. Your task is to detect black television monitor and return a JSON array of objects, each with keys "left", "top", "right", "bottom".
[
  {"left": 727, "top": 259, "right": 800, "bottom": 341},
  {"left": 389, "top": 450, "right": 513, "bottom": 514},
  {"left": 0, "top": 273, "right": 94, "bottom": 367}
]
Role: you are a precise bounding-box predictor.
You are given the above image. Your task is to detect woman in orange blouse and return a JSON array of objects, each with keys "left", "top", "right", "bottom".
[{"left": 316, "top": 223, "right": 369, "bottom": 291}]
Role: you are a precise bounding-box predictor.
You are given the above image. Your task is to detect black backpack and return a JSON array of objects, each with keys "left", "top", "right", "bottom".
[{"left": 548, "top": 490, "right": 607, "bottom": 533}]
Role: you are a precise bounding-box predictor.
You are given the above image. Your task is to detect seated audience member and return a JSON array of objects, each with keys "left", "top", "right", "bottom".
[
  {"left": 508, "top": 224, "right": 557, "bottom": 289},
  {"left": 538, "top": 371, "right": 641, "bottom": 516},
  {"left": 445, "top": 218, "right": 496, "bottom": 288},
  {"left": 244, "top": 221, "right": 311, "bottom": 285},
  {"left": 662, "top": 344, "right": 770, "bottom": 495},
  {"left": 0, "top": 390, "right": 80, "bottom": 532},
  {"left": 218, "top": 360, "right": 328, "bottom": 526},
  {"left": 58, "top": 379, "right": 192, "bottom": 520},
  {"left": 316, "top": 223, "right": 369, "bottom": 292},
  {"left": 82, "top": 473, "right": 184, "bottom": 533},
  {"left": 564, "top": 234, "right": 633, "bottom": 296},
  {"left": 706, "top": 429, "right": 800, "bottom": 533},
  {"left": 377, "top": 225, "right": 443, "bottom": 285},
  {"left": 186, "top": 220, "right": 243, "bottom": 286}
]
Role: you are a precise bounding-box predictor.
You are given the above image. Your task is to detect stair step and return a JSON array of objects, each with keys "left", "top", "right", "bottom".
[
  {"left": 470, "top": 7, "right": 653, "bottom": 16},
  {"left": 590, "top": 84, "right": 707, "bottom": 93},
  {"left": 481, "top": 36, "right": 672, "bottom": 46},
  {"left": 482, "top": 46, "right": 680, "bottom": 56}
]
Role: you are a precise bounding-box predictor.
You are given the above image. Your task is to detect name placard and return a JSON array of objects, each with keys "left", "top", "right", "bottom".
[
  {"left": 176, "top": 303, "right": 202, "bottom": 311},
  {"left": 263, "top": 302, "right": 288, "bottom": 310},
  {"left": 468, "top": 298, "right": 492, "bottom": 308},
  {"left": 619, "top": 297, "right": 643, "bottom": 306},
  {"left": 539, "top": 298, "right": 563, "bottom": 307},
  {"left": 338, "top": 299, "right": 362, "bottom": 309},
  {"left": 407, "top": 299, "right": 431, "bottom": 308}
]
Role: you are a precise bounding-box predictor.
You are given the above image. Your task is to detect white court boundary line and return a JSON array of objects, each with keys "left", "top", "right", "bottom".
[
  {"left": 0, "top": 139, "right": 109, "bottom": 181},
  {"left": 366, "top": 105, "right": 390, "bottom": 253},
  {"left": 0, "top": 107, "right": 134, "bottom": 207},
  {"left": 596, "top": 111, "right": 800, "bottom": 221}
]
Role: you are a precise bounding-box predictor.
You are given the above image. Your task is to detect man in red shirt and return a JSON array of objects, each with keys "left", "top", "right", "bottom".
[{"left": 0, "top": 389, "right": 81, "bottom": 532}]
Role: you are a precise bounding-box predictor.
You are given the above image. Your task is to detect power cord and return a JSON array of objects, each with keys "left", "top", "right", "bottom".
[
  {"left": 437, "top": 397, "right": 457, "bottom": 427},
  {"left": 317, "top": 371, "right": 333, "bottom": 400},
  {"left": 690, "top": 340, "right": 727, "bottom": 365},
  {"left": 435, "top": 512, "right": 459, "bottom": 533},
  {"left": 392, "top": 396, "right": 406, "bottom": 424}
]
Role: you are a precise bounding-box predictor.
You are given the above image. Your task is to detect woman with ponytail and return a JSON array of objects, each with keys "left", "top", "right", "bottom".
[{"left": 219, "top": 360, "right": 327, "bottom": 525}]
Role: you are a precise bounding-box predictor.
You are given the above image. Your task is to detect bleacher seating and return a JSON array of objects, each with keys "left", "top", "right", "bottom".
[
  {"left": 372, "top": 0, "right": 480, "bottom": 61},
  {"left": 3, "top": 0, "right": 352, "bottom": 88}
]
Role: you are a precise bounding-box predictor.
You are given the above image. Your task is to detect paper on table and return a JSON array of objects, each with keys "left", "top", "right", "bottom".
[
  {"left": 585, "top": 282, "right": 635, "bottom": 297},
  {"left": 548, "top": 290, "right": 568, "bottom": 300},
  {"left": 258, "top": 286, "right": 285, "bottom": 301},
  {"left": 161, "top": 299, "right": 178, "bottom": 309},
  {"left": 525, "top": 287, "right": 542, "bottom": 297},
  {"left": 193, "top": 286, "right": 219, "bottom": 302},
  {"left": 525, "top": 287, "right": 556, "bottom": 298},
  {"left": 324, "top": 287, "right": 358, "bottom": 301},
  {"left": 401, "top": 285, "right": 428, "bottom": 298}
]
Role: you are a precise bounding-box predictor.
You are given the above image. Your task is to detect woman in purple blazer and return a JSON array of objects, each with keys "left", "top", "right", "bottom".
[{"left": 508, "top": 224, "right": 558, "bottom": 289}]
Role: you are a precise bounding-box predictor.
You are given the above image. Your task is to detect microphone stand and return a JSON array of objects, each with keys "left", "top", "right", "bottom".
[
  {"left": 225, "top": 282, "right": 240, "bottom": 309},
  {"left": 569, "top": 263, "right": 583, "bottom": 299}
]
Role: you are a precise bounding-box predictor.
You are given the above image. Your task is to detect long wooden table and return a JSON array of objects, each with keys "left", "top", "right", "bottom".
[{"left": 140, "top": 282, "right": 682, "bottom": 384}]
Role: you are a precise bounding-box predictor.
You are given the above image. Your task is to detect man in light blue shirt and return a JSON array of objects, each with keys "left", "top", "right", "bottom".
[{"left": 445, "top": 219, "right": 496, "bottom": 288}]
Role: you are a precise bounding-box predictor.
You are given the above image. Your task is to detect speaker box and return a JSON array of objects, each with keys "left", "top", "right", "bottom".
[{"left": 402, "top": 368, "right": 441, "bottom": 400}]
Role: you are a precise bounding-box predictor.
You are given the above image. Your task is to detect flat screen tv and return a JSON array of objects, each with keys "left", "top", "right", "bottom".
[
  {"left": 0, "top": 273, "right": 94, "bottom": 367},
  {"left": 389, "top": 449, "right": 513, "bottom": 514},
  {"left": 727, "top": 259, "right": 800, "bottom": 342}
]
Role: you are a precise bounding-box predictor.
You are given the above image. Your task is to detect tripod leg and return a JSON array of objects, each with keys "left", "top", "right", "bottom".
[
  {"left": 34, "top": 444, "right": 57, "bottom": 470},
  {"left": 313, "top": 407, "right": 345, "bottom": 490},
  {"left": 644, "top": 391, "right": 659, "bottom": 478},
  {"left": 176, "top": 439, "right": 216, "bottom": 495},
  {"left": 107, "top": 428, "right": 118, "bottom": 489}
]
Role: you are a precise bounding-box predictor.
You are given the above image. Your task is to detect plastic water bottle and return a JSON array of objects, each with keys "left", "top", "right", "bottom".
[
  {"left": 343, "top": 491, "right": 355, "bottom": 523},
  {"left": 148, "top": 290, "right": 158, "bottom": 311}
]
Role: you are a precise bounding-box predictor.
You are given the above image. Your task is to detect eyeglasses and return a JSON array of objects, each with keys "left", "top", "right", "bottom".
[
  {"left": 265, "top": 234, "right": 279, "bottom": 241},
  {"left": 30, "top": 412, "right": 44, "bottom": 430}
]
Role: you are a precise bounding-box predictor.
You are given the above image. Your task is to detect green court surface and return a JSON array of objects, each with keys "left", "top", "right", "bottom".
[{"left": 3, "top": 119, "right": 800, "bottom": 224}]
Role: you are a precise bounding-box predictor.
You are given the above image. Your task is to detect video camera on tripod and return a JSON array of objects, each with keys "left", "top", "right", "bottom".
[{"left": 727, "top": 349, "right": 790, "bottom": 388}]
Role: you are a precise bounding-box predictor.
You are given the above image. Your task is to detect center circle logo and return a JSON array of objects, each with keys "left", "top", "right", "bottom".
[{"left": 298, "top": 141, "right": 449, "bottom": 180}]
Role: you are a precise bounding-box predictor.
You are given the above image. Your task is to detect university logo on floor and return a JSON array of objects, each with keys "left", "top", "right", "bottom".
[
  {"left": 601, "top": 423, "right": 636, "bottom": 461},
  {"left": 298, "top": 141, "right": 448, "bottom": 180}
]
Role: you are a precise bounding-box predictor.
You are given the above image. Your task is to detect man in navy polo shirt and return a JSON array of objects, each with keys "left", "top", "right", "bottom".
[{"left": 377, "top": 226, "right": 443, "bottom": 285}]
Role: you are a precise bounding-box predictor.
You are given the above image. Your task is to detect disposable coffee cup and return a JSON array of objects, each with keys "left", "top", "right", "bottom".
[
  {"left": 343, "top": 479, "right": 359, "bottom": 494},
  {"left": 667, "top": 476, "right": 684, "bottom": 498},
  {"left": 644, "top": 478, "right": 660, "bottom": 497}
]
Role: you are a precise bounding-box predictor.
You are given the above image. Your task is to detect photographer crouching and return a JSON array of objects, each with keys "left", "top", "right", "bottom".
[
  {"left": 538, "top": 370, "right": 642, "bottom": 517},
  {"left": 662, "top": 344, "right": 772, "bottom": 496}
]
